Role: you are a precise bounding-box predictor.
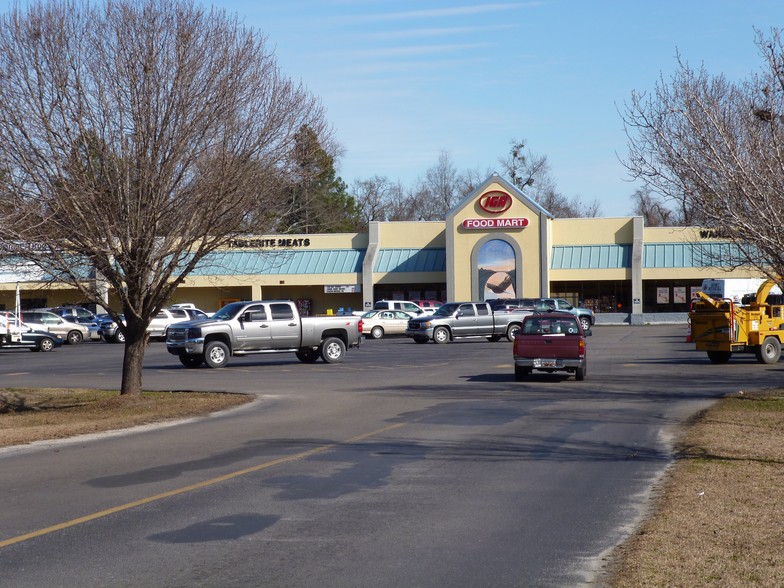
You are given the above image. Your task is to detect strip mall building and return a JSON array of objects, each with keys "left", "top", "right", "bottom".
[{"left": 0, "top": 175, "right": 762, "bottom": 324}]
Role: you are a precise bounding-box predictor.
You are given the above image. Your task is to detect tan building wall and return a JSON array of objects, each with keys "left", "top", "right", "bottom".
[
  {"left": 447, "top": 176, "right": 549, "bottom": 301},
  {"left": 2, "top": 176, "right": 776, "bottom": 320},
  {"left": 551, "top": 217, "right": 635, "bottom": 246}
]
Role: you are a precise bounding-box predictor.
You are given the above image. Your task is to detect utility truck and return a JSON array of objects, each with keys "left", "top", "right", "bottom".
[
  {"left": 689, "top": 278, "right": 784, "bottom": 364},
  {"left": 698, "top": 278, "right": 780, "bottom": 303}
]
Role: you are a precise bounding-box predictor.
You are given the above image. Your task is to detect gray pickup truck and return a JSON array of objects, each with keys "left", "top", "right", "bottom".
[
  {"left": 165, "top": 300, "right": 363, "bottom": 368},
  {"left": 404, "top": 301, "right": 531, "bottom": 344}
]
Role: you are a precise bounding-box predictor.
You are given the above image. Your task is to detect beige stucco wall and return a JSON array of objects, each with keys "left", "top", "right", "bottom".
[
  {"left": 551, "top": 217, "right": 635, "bottom": 246},
  {"left": 375, "top": 221, "right": 445, "bottom": 248},
  {"left": 448, "top": 179, "right": 545, "bottom": 301},
  {"left": 643, "top": 225, "right": 767, "bottom": 280},
  {"left": 4, "top": 181, "right": 778, "bottom": 315}
]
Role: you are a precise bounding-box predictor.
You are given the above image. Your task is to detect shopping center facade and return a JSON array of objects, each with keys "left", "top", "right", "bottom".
[{"left": 0, "top": 175, "right": 762, "bottom": 323}]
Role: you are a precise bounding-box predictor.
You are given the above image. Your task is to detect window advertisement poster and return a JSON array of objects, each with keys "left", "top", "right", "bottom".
[
  {"left": 690, "top": 286, "right": 702, "bottom": 302},
  {"left": 657, "top": 287, "right": 670, "bottom": 304},
  {"left": 673, "top": 287, "right": 686, "bottom": 304},
  {"left": 477, "top": 239, "right": 516, "bottom": 300}
]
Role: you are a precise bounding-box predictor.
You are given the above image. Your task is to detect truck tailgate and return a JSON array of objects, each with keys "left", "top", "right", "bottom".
[{"left": 516, "top": 334, "right": 579, "bottom": 359}]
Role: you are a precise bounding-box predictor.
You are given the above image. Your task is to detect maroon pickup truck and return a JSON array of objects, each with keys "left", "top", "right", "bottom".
[{"left": 512, "top": 312, "right": 588, "bottom": 381}]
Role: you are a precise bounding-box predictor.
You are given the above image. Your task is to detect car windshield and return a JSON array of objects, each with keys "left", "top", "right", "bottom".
[
  {"left": 361, "top": 310, "right": 379, "bottom": 318},
  {"left": 433, "top": 303, "right": 460, "bottom": 316},
  {"left": 212, "top": 302, "right": 246, "bottom": 321}
]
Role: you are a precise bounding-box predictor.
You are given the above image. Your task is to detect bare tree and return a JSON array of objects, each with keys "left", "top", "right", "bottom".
[
  {"left": 351, "top": 176, "right": 410, "bottom": 225},
  {"left": 0, "top": 0, "right": 330, "bottom": 395},
  {"left": 410, "top": 151, "right": 462, "bottom": 220},
  {"left": 499, "top": 139, "right": 551, "bottom": 192},
  {"left": 630, "top": 187, "right": 677, "bottom": 226},
  {"left": 623, "top": 28, "right": 784, "bottom": 276}
]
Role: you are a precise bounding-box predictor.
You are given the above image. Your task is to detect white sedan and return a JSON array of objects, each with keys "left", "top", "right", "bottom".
[{"left": 360, "top": 310, "right": 414, "bottom": 339}]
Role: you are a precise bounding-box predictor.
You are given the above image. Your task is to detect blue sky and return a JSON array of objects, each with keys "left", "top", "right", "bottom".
[{"left": 212, "top": 0, "right": 780, "bottom": 216}]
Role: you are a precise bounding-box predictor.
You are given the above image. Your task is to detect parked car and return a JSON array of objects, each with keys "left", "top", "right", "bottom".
[
  {"left": 170, "top": 303, "right": 213, "bottom": 316},
  {"left": 20, "top": 310, "right": 90, "bottom": 344},
  {"left": 166, "top": 300, "right": 363, "bottom": 368},
  {"left": 487, "top": 298, "right": 537, "bottom": 311},
  {"left": 46, "top": 305, "right": 101, "bottom": 340},
  {"left": 96, "top": 314, "right": 125, "bottom": 343},
  {"left": 360, "top": 310, "right": 413, "bottom": 339},
  {"left": 405, "top": 301, "right": 531, "bottom": 343},
  {"left": 512, "top": 312, "right": 589, "bottom": 381},
  {"left": 488, "top": 297, "right": 594, "bottom": 331},
  {"left": 373, "top": 300, "right": 430, "bottom": 315},
  {"left": 0, "top": 319, "right": 63, "bottom": 352},
  {"left": 533, "top": 298, "right": 594, "bottom": 332},
  {"left": 46, "top": 305, "right": 98, "bottom": 322},
  {"left": 148, "top": 307, "right": 210, "bottom": 340},
  {"left": 411, "top": 300, "right": 443, "bottom": 313}
]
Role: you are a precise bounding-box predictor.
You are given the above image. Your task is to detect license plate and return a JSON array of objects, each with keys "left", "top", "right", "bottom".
[{"left": 534, "top": 359, "right": 558, "bottom": 368}]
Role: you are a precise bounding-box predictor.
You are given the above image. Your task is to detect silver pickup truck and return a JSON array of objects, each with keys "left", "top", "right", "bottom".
[
  {"left": 405, "top": 301, "right": 531, "bottom": 344},
  {"left": 166, "top": 300, "right": 362, "bottom": 368}
]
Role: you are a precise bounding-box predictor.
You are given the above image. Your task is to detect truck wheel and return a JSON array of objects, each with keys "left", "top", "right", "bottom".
[
  {"left": 114, "top": 331, "right": 126, "bottom": 344},
  {"left": 320, "top": 337, "right": 346, "bottom": 363},
  {"left": 756, "top": 337, "right": 781, "bottom": 364},
  {"left": 514, "top": 365, "right": 530, "bottom": 381},
  {"left": 575, "top": 363, "right": 586, "bottom": 381},
  {"left": 370, "top": 326, "right": 384, "bottom": 339},
  {"left": 506, "top": 323, "right": 521, "bottom": 341},
  {"left": 707, "top": 350, "right": 732, "bottom": 364},
  {"left": 579, "top": 316, "right": 591, "bottom": 332},
  {"left": 433, "top": 326, "right": 450, "bottom": 344},
  {"left": 204, "top": 341, "right": 229, "bottom": 368},
  {"left": 296, "top": 349, "right": 320, "bottom": 363},
  {"left": 66, "top": 330, "right": 83, "bottom": 345},
  {"left": 413, "top": 336, "right": 429, "bottom": 344},
  {"left": 179, "top": 354, "right": 204, "bottom": 368}
]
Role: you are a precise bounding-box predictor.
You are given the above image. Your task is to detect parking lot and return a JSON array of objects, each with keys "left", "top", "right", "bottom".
[{"left": 2, "top": 325, "right": 782, "bottom": 586}]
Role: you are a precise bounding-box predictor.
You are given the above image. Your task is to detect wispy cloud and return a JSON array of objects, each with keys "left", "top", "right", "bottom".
[
  {"left": 346, "top": 2, "right": 540, "bottom": 22},
  {"left": 363, "top": 24, "right": 518, "bottom": 40},
  {"left": 350, "top": 42, "right": 492, "bottom": 59}
]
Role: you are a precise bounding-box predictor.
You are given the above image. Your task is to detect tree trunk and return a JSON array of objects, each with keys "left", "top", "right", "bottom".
[{"left": 120, "top": 327, "right": 147, "bottom": 396}]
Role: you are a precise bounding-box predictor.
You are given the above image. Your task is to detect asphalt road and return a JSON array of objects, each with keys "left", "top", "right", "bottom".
[{"left": 1, "top": 326, "right": 779, "bottom": 587}]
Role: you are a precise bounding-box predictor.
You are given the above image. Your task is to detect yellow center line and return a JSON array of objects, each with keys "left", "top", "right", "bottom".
[{"left": 0, "top": 422, "right": 406, "bottom": 550}]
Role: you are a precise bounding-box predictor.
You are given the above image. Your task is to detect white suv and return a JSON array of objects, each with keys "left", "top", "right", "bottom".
[
  {"left": 373, "top": 300, "right": 430, "bottom": 315},
  {"left": 148, "top": 307, "right": 209, "bottom": 340}
]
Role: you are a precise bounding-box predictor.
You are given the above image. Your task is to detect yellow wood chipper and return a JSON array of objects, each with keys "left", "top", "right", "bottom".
[{"left": 689, "top": 278, "right": 784, "bottom": 364}]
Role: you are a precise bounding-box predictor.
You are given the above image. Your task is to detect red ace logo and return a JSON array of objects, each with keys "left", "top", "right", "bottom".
[{"left": 478, "top": 190, "right": 512, "bottom": 214}]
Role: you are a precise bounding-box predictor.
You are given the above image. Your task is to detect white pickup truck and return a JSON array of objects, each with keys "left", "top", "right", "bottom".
[{"left": 165, "top": 300, "right": 363, "bottom": 368}]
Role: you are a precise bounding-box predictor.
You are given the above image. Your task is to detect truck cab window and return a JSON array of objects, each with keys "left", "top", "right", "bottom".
[
  {"left": 244, "top": 305, "right": 267, "bottom": 321},
  {"left": 270, "top": 304, "right": 294, "bottom": 320}
]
